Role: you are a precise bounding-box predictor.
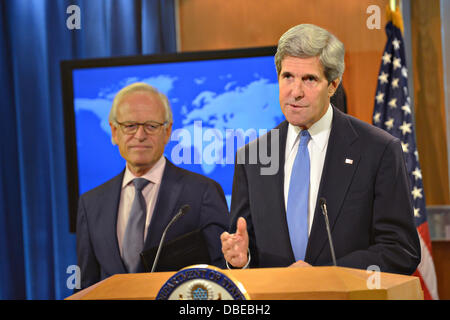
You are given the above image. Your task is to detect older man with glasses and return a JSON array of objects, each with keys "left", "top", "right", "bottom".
[{"left": 76, "top": 82, "right": 229, "bottom": 290}]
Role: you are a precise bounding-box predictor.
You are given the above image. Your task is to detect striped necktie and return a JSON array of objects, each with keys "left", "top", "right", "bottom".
[{"left": 122, "top": 178, "right": 150, "bottom": 273}]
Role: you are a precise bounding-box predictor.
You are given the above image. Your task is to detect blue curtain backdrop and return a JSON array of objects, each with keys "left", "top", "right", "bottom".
[{"left": 0, "top": 0, "right": 176, "bottom": 300}]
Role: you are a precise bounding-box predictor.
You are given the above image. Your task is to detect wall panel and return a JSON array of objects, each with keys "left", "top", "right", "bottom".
[{"left": 178, "top": 0, "right": 389, "bottom": 124}]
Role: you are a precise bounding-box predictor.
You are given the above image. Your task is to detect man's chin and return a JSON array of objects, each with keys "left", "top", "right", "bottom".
[
  {"left": 128, "top": 156, "right": 154, "bottom": 167},
  {"left": 127, "top": 161, "right": 154, "bottom": 175},
  {"left": 283, "top": 111, "right": 309, "bottom": 127},
  {"left": 286, "top": 118, "right": 309, "bottom": 128}
]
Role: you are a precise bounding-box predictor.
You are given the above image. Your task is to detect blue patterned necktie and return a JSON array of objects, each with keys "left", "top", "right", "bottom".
[
  {"left": 286, "top": 130, "right": 311, "bottom": 261},
  {"left": 122, "top": 178, "right": 150, "bottom": 273}
]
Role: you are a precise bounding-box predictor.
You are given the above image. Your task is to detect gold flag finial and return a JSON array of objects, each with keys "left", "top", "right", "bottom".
[{"left": 386, "top": 2, "right": 404, "bottom": 34}]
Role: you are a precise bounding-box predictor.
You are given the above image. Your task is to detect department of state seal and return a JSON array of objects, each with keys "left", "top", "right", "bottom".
[{"left": 156, "top": 264, "right": 250, "bottom": 300}]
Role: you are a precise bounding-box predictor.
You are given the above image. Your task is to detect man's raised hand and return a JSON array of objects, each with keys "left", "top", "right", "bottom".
[{"left": 220, "top": 217, "right": 249, "bottom": 268}]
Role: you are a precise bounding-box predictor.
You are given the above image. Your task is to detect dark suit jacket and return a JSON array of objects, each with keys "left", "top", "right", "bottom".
[
  {"left": 230, "top": 106, "right": 420, "bottom": 275},
  {"left": 77, "top": 158, "right": 230, "bottom": 289}
]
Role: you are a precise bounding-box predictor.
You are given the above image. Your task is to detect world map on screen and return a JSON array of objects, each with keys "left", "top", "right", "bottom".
[{"left": 73, "top": 56, "right": 284, "bottom": 207}]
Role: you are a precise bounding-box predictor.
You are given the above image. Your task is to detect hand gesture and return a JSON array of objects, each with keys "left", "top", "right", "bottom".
[{"left": 220, "top": 217, "right": 249, "bottom": 268}]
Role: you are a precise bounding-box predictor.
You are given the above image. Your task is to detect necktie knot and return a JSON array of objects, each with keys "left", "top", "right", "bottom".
[
  {"left": 299, "top": 130, "right": 311, "bottom": 146},
  {"left": 133, "top": 178, "right": 149, "bottom": 192}
]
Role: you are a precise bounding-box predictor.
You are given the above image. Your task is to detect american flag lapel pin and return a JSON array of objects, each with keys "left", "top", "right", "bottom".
[{"left": 345, "top": 158, "right": 353, "bottom": 165}]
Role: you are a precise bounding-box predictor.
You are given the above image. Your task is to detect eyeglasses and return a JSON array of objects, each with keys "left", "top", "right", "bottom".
[{"left": 115, "top": 120, "right": 168, "bottom": 135}]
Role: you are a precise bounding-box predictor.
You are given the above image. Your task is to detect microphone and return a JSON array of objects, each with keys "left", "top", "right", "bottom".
[
  {"left": 319, "top": 198, "right": 337, "bottom": 266},
  {"left": 151, "top": 204, "right": 191, "bottom": 272}
]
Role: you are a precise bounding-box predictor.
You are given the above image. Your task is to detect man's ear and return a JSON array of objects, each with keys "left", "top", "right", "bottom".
[{"left": 328, "top": 78, "right": 341, "bottom": 97}]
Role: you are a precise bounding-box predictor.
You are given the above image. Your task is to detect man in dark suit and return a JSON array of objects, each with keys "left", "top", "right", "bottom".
[
  {"left": 221, "top": 24, "right": 420, "bottom": 275},
  {"left": 77, "top": 82, "right": 229, "bottom": 289}
]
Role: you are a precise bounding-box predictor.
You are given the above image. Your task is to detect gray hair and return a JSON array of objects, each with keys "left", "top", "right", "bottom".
[
  {"left": 109, "top": 82, "right": 173, "bottom": 125},
  {"left": 274, "top": 24, "right": 345, "bottom": 82}
]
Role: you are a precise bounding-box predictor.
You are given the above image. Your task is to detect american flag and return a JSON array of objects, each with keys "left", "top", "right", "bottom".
[{"left": 372, "top": 20, "right": 439, "bottom": 300}]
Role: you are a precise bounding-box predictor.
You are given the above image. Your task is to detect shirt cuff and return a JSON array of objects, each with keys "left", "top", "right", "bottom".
[{"left": 225, "top": 250, "right": 251, "bottom": 270}]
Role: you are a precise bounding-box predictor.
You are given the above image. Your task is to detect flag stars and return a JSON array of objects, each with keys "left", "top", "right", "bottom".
[
  {"left": 401, "top": 67, "right": 408, "bottom": 78},
  {"left": 401, "top": 104, "right": 411, "bottom": 115},
  {"left": 388, "top": 98, "right": 397, "bottom": 108},
  {"left": 401, "top": 142, "right": 409, "bottom": 153},
  {"left": 384, "top": 117, "right": 394, "bottom": 130},
  {"left": 392, "top": 38, "right": 401, "bottom": 50},
  {"left": 399, "top": 121, "right": 412, "bottom": 135},
  {"left": 412, "top": 167, "right": 422, "bottom": 180},
  {"left": 374, "top": 38, "right": 431, "bottom": 240},
  {"left": 382, "top": 52, "right": 392, "bottom": 65},
  {"left": 376, "top": 92, "right": 385, "bottom": 104},
  {"left": 393, "top": 57, "right": 402, "bottom": 70},
  {"left": 374, "top": 37, "right": 428, "bottom": 224},
  {"left": 391, "top": 77, "right": 400, "bottom": 89},
  {"left": 378, "top": 72, "right": 389, "bottom": 84},
  {"left": 411, "top": 186, "right": 423, "bottom": 200},
  {"left": 373, "top": 112, "right": 381, "bottom": 123}
]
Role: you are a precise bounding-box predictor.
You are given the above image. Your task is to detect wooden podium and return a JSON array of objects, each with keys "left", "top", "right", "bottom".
[{"left": 66, "top": 266, "right": 423, "bottom": 300}]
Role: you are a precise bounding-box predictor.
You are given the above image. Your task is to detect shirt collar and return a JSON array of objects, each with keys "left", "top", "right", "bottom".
[
  {"left": 122, "top": 156, "right": 166, "bottom": 188},
  {"left": 286, "top": 104, "right": 333, "bottom": 155}
]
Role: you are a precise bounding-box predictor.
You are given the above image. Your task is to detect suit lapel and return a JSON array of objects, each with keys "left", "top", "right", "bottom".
[
  {"left": 306, "top": 107, "right": 361, "bottom": 264},
  {"left": 269, "top": 121, "right": 289, "bottom": 217},
  {"left": 143, "top": 159, "right": 184, "bottom": 250},
  {"left": 277, "top": 121, "right": 289, "bottom": 208},
  {"left": 99, "top": 171, "right": 127, "bottom": 273},
  {"left": 269, "top": 121, "right": 297, "bottom": 262}
]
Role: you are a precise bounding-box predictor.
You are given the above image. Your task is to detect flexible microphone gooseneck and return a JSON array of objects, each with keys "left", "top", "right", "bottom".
[
  {"left": 319, "top": 198, "right": 337, "bottom": 266},
  {"left": 151, "top": 204, "right": 191, "bottom": 272}
]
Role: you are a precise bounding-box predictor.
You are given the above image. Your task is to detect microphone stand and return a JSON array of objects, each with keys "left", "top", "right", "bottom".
[
  {"left": 319, "top": 198, "right": 337, "bottom": 266},
  {"left": 151, "top": 205, "right": 190, "bottom": 272}
]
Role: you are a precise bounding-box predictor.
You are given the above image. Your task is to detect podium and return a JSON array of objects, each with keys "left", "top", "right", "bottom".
[{"left": 66, "top": 266, "right": 423, "bottom": 300}]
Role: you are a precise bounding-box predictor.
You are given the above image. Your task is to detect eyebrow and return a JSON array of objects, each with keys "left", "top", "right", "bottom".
[
  {"left": 280, "top": 71, "right": 320, "bottom": 79},
  {"left": 302, "top": 74, "right": 320, "bottom": 80}
]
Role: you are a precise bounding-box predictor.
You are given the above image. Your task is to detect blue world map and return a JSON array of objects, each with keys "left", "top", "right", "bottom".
[{"left": 73, "top": 56, "right": 285, "bottom": 207}]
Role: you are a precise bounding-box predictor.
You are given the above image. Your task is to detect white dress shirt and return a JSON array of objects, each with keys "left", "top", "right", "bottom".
[
  {"left": 284, "top": 104, "right": 333, "bottom": 235},
  {"left": 116, "top": 156, "right": 166, "bottom": 257}
]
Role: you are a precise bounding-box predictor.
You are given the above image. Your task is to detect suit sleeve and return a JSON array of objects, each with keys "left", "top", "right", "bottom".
[
  {"left": 335, "top": 138, "right": 421, "bottom": 274},
  {"left": 199, "top": 180, "right": 230, "bottom": 269},
  {"left": 76, "top": 196, "right": 100, "bottom": 289},
  {"left": 229, "top": 150, "right": 259, "bottom": 268}
]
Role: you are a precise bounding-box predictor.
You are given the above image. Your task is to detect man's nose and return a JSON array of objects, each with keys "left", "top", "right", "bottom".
[
  {"left": 292, "top": 80, "right": 305, "bottom": 100},
  {"left": 134, "top": 125, "right": 147, "bottom": 140}
]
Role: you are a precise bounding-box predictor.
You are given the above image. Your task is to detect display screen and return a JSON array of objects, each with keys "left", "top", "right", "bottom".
[{"left": 61, "top": 47, "right": 283, "bottom": 230}]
